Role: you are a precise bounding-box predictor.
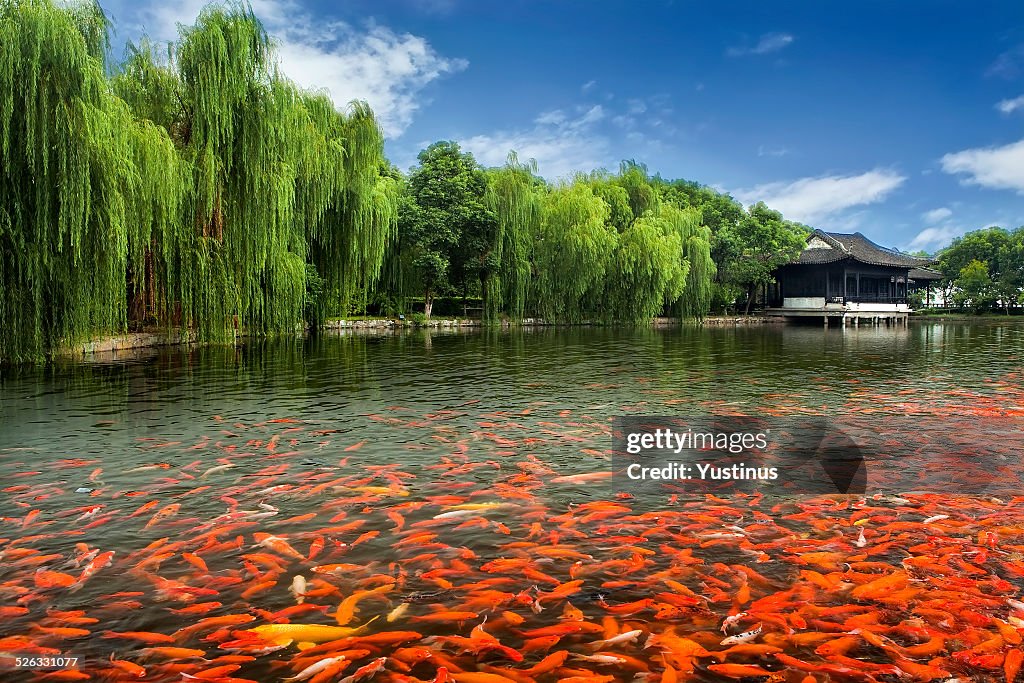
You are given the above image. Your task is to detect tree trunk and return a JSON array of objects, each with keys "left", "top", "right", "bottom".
[
  {"left": 479, "top": 271, "right": 488, "bottom": 320},
  {"left": 745, "top": 284, "right": 754, "bottom": 315},
  {"left": 127, "top": 263, "right": 142, "bottom": 328},
  {"left": 424, "top": 287, "right": 433, "bottom": 320},
  {"left": 144, "top": 244, "right": 155, "bottom": 324}
]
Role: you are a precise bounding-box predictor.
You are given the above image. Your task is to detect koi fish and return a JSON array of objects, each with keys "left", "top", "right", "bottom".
[
  {"left": 245, "top": 620, "right": 376, "bottom": 645},
  {"left": 720, "top": 623, "right": 762, "bottom": 645}
]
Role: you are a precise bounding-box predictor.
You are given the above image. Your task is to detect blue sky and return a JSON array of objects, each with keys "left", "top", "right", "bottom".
[{"left": 98, "top": 0, "right": 1024, "bottom": 253}]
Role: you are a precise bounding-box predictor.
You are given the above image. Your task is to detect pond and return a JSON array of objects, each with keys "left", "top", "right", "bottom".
[{"left": 1, "top": 322, "right": 1023, "bottom": 682}]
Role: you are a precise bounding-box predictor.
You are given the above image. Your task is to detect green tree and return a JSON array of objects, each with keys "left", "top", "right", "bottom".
[
  {"left": 605, "top": 211, "right": 687, "bottom": 323},
  {"left": 954, "top": 259, "right": 995, "bottom": 313},
  {"left": 938, "top": 227, "right": 1011, "bottom": 278},
  {"left": 654, "top": 178, "right": 750, "bottom": 313},
  {"left": 588, "top": 179, "right": 633, "bottom": 233},
  {"left": 0, "top": 0, "right": 184, "bottom": 361},
  {"left": 615, "top": 161, "right": 660, "bottom": 220},
  {"left": 718, "top": 202, "right": 807, "bottom": 313},
  {"left": 403, "top": 141, "right": 493, "bottom": 319},
  {"left": 992, "top": 229, "right": 1024, "bottom": 313},
  {"left": 663, "top": 205, "right": 714, "bottom": 319},
  {"left": 938, "top": 226, "right": 1024, "bottom": 313},
  {"left": 484, "top": 153, "right": 543, "bottom": 321},
  {"left": 532, "top": 181, "right": 617, "bottom": 322}
]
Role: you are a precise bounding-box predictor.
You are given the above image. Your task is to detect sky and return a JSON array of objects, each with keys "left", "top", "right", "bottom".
[{"left": 96, "top": 0, "right": 1024, "bottom": 254}]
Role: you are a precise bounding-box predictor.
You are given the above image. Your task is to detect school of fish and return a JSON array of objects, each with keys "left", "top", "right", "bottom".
[{"left": 1, "top": 379, "right": 1024, "bottom": 683}]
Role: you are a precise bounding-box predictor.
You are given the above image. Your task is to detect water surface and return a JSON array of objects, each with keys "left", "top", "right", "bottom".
[{"left": 1, "top": 322, "right": 1022, "bottom": 681}]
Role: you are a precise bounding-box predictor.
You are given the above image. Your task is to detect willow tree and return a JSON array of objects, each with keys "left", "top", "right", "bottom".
[
  {"left": 114, "top": 39, "right": 185, "bottom": 138},
  {"left": 616, "top": 161, "right": 659, "bottom": 220},
  {"left": 484, "top": 153, "right": 543, "bottom": 322},
  {"left": 663, "top": 205, "right": 714, "bottom": 319},
  {"left": 164, "top": 4, "right": 397, "bottom": 338},
  {"left": 112, "top": 41, "right": 191, "bottom": 325},
  {"left": 0, "top": 0, "right": 184, "bottom": 362},
  {"left": 532, "top": 180, "right": 616, "bottom": 322},
  {"left": 605, "top": 214, "right": 687, "bottom": 324},
  {"left": 168, "top": 5, "right": 296, "bottom": 339},
  {"left": 586, "top": 172, "right": 633, "bottom": 233},
  {"left": 301, "top": 99, "right": 399, "bottom": 325}
]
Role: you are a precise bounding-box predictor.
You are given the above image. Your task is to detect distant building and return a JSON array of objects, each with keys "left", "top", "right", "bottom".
[{"left": 767, "top": 230, "right": 936, "bottom": 325}]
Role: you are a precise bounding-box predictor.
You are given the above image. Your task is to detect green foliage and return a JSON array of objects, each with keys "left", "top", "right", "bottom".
[
  {"left": 0, "top": 0, "right": 398, "bottom": 362},
  {"left": 615, "top": 161, "right": 659, "bottom": 220},
  {"left": 401, "top": 141, "right": 494, "bottom": 318},
  {"left": 655, "top": 177, "right": 772, "bottom": 314},
  {"left": 717, "top": 202, "right": 808, "bottom": 311},
  {"left": 663, "top": 205, "right": 714, "bottom": 319},
  {"left": 64, "top": 0, "right": 111, "bottom": 64},
  {"left": 532, "top": 181, "right": 617, "bottom": 322},
  {"left": 606, "top": 212, "right": 686, "bottom": 323},
  {"left": 937, "top": 226, "right": 1024, "bottom": 312},
  {"left": 954, "top": 259, "right": 995, "bottom": 313},
  {"left": 113, "top": 40, "right": 183, "bottom": 134},
  {"left": 0, "top": 0, "right": 184, "bottom": 361},
  {"left": 484, "top": 153, "right": 541, "bottom": 322},
  {"left": 587, "top": 176, "right": 634, "bottom": 232}
]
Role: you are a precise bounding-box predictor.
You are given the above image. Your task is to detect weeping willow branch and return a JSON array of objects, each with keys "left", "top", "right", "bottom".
[
  {"left": 1, "top": 0, "right": 400, "bottom": 362},
  {"left": 532, "top": 180, "right": 616, "bottom": 323},
  {"left": 484, "top": 152, "right": 541, "bottom": 322},
  {"left": 606, "top": 212, "right": 687, "bottom": 324},
  {"left": 0, "top": 0, "right": 184, "bottom": 362},
  {"left": 666, "top": 205, "right": 714, "bottom": 319}
]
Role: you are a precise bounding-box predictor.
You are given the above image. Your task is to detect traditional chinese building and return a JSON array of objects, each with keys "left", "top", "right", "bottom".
[{"left": 767, "top": 230, "right": 935, "bottom": 326}]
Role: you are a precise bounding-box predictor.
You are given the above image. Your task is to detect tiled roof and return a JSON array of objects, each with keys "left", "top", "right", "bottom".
[
  {"left": 795, "top": 230, "right": 933, "bottom": 268},
  {"left": 908, "top": 266, "right": 944, "bottom": 281}
]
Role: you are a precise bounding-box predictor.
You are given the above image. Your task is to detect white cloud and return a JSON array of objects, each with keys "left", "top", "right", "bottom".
[
  {"left": 733, "top": 169, "right": 906, "bottom": 225},
  {"left": 574, "top": 105, "right": 605, "bottom": 128},
  {"left": 996, "top": 95, "right": 1024, "bottom": 114},
  {"left": 627, "top": 99, "right": 647, "bottom": 115},
  {"left": 921, "top": 207, "right": 952, "bottom": 223},
  {"left": 904, "top": 226, "right": 962, "bottom": 252},
  {"left": 535, "top": 110, "right": 567, "bottom": 126},
  {"left": 460, "top": 106, "right": 611, "bottom": 180},
  {"left": 581, "top": 80, "right": 597, "bottom": 93},
  {"left": 727, "top": 32, "right": 794, "bottom": 57},
  {"left": 757, "top": 145, "right": 790, "bottom": 158},
  {"left": 611, "top": 114, "right": 636, "bottom": 130},
  {"left": 941, "top": 139, "right": 1024, "bottom": 193},
  {"left": 133, "top": 0, "right": 465, "bottom": 137},
  {"left": 459, "top": 92, "right": 677, "bottom": 180},
  {"left": 987, "top": 45, "right": 1024, "bottom": 80}
]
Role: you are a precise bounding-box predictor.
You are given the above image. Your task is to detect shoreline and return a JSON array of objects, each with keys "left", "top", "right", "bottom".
[{"left": 53, "top": 312, "right": 1012, "bottom": 360}]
